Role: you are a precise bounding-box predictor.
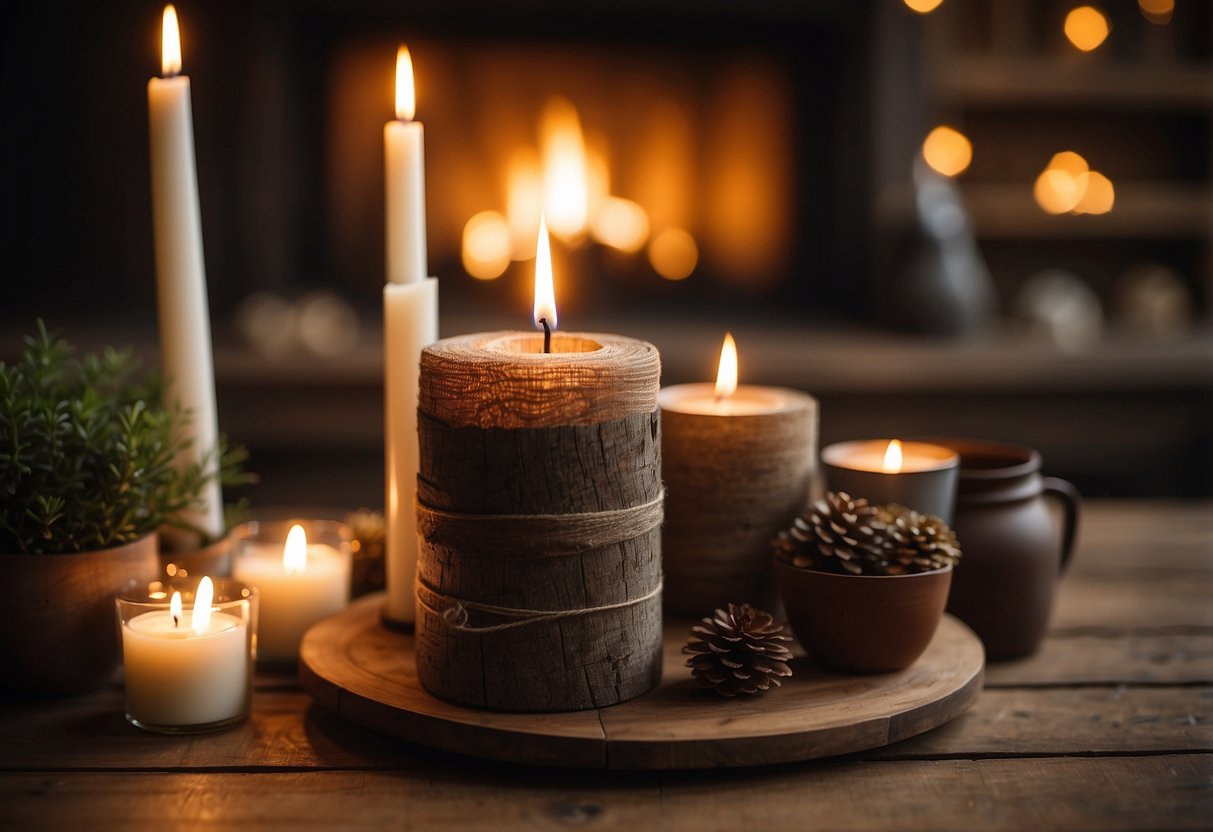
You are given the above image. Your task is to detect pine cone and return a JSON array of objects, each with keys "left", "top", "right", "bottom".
[
  {"left": 682, "top": 603, "right": 793, "bottom": 697},
  {"left": 876, "top": 504, "right": 962, "bottom": 575},
  {"left": 772, "top": 491, "right": 886, "bottom": 575}
]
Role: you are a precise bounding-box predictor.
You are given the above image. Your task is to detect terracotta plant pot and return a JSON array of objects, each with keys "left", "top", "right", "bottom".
[
  {"left": 775, "top": 561, "right": 953, "bottom": 673},
  {"left": 0, "top": 534, "right": 160, "bottom": 698}
]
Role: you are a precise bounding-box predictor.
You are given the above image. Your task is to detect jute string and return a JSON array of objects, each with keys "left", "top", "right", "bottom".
[
  {"left": 417, "top": 578, "right": 663, "bottom": 634},
  {"left": 416, "top": 490, "right": 664, "bottom": 558}
]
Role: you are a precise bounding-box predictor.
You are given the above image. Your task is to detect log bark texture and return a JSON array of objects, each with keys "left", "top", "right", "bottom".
[{"left": 414, "top": 332, "right": 663, "bottom": 711}]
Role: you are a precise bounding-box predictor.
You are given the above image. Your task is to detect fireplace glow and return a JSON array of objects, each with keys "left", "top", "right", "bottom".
[
  {"left": 541, "top": 97, "right": 589, "bottom": 241},
  {"left": 506, "top": 149, "right": 543, "bottom": 261},
  {"left": 462, "top": 211, "right": 511, "bottom": 280},
  {"left": 591, "top": 197, "right": 650, "bottom": 253}
]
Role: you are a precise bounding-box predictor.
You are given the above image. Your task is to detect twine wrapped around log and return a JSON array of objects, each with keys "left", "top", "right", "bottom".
[
  {"left": 659, "top": 384, "right": 818, "bottom": 617},
  {"left": 415, "top": 331, "right": 663, "bottom": 712}
]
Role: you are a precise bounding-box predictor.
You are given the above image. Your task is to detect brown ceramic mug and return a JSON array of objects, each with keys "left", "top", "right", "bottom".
[{"left": 924, "top": 438, "right": 1080, "bottom": 661}]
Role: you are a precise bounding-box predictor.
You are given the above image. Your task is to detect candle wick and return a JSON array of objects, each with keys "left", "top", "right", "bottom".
[
  {"left": 173, "top": 613, "right": 179, "bottom": 628},
  {"left": 540, "top": 318, "right": 551, "bottom": 354}
]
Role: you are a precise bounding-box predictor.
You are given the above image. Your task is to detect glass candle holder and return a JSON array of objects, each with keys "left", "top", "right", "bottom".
[
  {"left": 231, "top": 519, "right": 353, "bottom": 666},
  {"left": 116, "top": 576, "right": 257, "bottom": 734},
  {"left": 822, "top": 439, "right": 960, "bottom": 523}
]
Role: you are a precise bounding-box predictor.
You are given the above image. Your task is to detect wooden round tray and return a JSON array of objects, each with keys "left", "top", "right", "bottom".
[{"left": 299, "top": 593, "right": 984, "bottom": 769}]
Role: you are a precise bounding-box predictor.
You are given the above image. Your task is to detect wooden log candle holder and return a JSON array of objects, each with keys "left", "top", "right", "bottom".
[{"left": 414, "top": 331, "right": 663, "bottom": 712}]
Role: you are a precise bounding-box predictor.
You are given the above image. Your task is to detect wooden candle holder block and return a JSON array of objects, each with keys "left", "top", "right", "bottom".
[{"left": 414, "top": 332, "right": 663, "bottom": 712}]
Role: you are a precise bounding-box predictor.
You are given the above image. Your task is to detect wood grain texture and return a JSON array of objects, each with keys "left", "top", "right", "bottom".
[
  {"left": 875, "top": 686, "right": 1213, "bottom": 758},
  {"left": 418, "top": 332, "right": 661, "bottom": 429},
  {"left": 985, "top": 632, "right": 1213, "bottom": 686},
  {"left": 414, "top": 334, "right": 663, "bottom": 712},
  {"left": 660, "top": 386, "right": 818, "bottom": 615},
  {"left": 299, "top": 594, "right": 984, "bottom": 769},
  {"left": 2, "top": 757, "right": 1209, "bottom": 831}
]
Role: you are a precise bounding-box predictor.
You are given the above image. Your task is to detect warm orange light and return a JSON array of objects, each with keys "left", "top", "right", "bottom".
[
  {"left": 283, "top": 524, "right": 308, "bottom": 575},
  {"left": 1048, "top": 151, "right": 1090, "bottom": 178},
  {"left": 540, "top": 97, "right": 588, "bottom": 240},
  {"left": 533, "top": 214, "right": 557, "bottom": 331},
  {"left": 922, "top": 126, "right": 973, "bottom": 177},
  {"left": 591, "top": 197, "right": 650, "bottom": 253},
  {"left": 161, "top": 5, "right": 182, "bottom": 77},
  {"left": 648, "top": 227, "right": 698, "bottom": 281},
  {"left": 882, "top": 440, "right": 904, "bottom": 474},
  {"left": 506, "top": 148, "right": 543, "bottom": 261},
  {"left": 170, "top": 590, "right": 183, "bottom": 628},
  {"left": 395, "top": 46, "right": 415, "bottom": 121},
  {"left": 903, "top": 0, "right": 945, "bottom": 14},
  {"left": 462, "top": 211, "right": 511, "bottom": 280},
  {"left": 192, "top": 576, "right": 214, "bottom": 634},
  {"left": 586, "top": 140, "right": 610, "bottom": 228},
  {"left": 1073, "top": 171, "right": 1115, "bottom": 215},
  {"left": 1139, "top": 0, "right": 1174, "bottom": 24},
  {"left": 1035, "top": 169, "right": 1084, "bottom": 214},
  {"left": 714, "top": 333, "right": 739, "bottom": 399},
  {"left": 1064, "top": 6, "right": 1110, "bottom": 52}
]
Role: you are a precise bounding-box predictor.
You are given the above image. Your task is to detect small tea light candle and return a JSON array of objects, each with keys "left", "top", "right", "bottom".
[
  {"left": 659, "top": 333, "right": 818, "bottom": 615},
  {"left": 822, "top": 439, "right": 959, "bottom": 522},
  {"left": 232, "top": 520, "right": 352, "bottom": 665},
  {"left": 117, "top": 576, "right": 256, "bottom": 733}
]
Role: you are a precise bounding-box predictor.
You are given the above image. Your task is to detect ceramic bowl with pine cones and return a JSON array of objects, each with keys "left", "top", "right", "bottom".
[{"left": 771, "top": 491, "right": 961, "bottom": 673}]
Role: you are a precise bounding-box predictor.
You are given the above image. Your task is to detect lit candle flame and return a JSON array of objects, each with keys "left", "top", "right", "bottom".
[
  {"left": 192, "top": 576, "right": 214, "bottom": 634},
  {"left": 170, "top": 590, "right": 183, "bottom": 628},
  {"left": 283, "top": 524, "right": 308, "bottom": 575},
  {"left": 714, "top": 333, "right": 738, "bottom": 399},
  {"left": 161, "top": 5, "right": 182, "bottom": 78},
  {"left": 395, "top": 46, "right": 415, "bottom": 121},
  {"left": 883, "top": 439, "right": 904, "bottom": 474},
  {"left": 533, "top": 214, "right": 557, "bottom": 332}
]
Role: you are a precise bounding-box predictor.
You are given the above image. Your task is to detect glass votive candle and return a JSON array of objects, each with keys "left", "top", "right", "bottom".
[
  {"left": 822, "top": 439, "right": 960, "bottom": 522},
  {"left": 116, "top": 576, "right": 257, "bottom": 734},
  {"left": 231, "top": 519, "right": 353, "bottom": 666}
]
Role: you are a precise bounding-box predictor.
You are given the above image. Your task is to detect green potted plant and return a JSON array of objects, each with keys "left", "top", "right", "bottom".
[
  {"left": 0, "top": 322, "right": 250, "bottom": 696},
  {"left": 772, "top": 491, "right": 962, "bottom": 673}
]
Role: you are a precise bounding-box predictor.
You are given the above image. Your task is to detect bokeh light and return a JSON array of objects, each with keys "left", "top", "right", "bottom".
[
  {"left": 922, "top": 126, "right": 973, "bottom": 177},
  {"left": 1064, "top": 6, "right": 1111, "bottom": 52},
  {"left": 648, "top": 228, "right": 698, "bottom": 281},
  {"left": 462, "top": 210, "right": 511, "bottom": 280}
]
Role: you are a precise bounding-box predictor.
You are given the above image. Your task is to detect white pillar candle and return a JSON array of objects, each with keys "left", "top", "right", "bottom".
[
  {"left": 121, "top": 577, "right": 249, "bottom": 730},
  {"left": 147, "top": 5, "right": 223, "bottom": 543},
  {"left": 383, "top": 45, "right": 439, "bottom": 626},
  {"left": 232, "top": 524, "right": 351, "bottom": 663}
]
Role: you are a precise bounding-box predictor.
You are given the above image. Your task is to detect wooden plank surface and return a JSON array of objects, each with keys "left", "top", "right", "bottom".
[
  {"left": 1, "top": 756, "right": 1209, "bottom": 832},
  {"left": 0, "top": 500, "right": 1210, "bottom": 831}
]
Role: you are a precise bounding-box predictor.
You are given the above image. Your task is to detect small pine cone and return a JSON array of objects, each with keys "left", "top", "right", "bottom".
[
  {"left": 875, "top": 504, "right": 962, "bottom": 575},
  {"left": 773, "top": 491, "right": 887, "bottom": 575},
  {"left": 683, "top": 603, "right": 793, "bottom": 697}
]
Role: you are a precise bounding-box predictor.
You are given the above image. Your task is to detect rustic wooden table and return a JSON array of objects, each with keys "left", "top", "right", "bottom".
[{"left": 1, "top": 501, "right": 1209, "bottom": 830}]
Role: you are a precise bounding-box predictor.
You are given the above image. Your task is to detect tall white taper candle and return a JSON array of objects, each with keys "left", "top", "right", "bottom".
[
  {"left": 147, "top": 5, "right": 223, "bottom": 544},
  {"left": 383, "top": 45, "right": 439, "bottom": 625}
]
